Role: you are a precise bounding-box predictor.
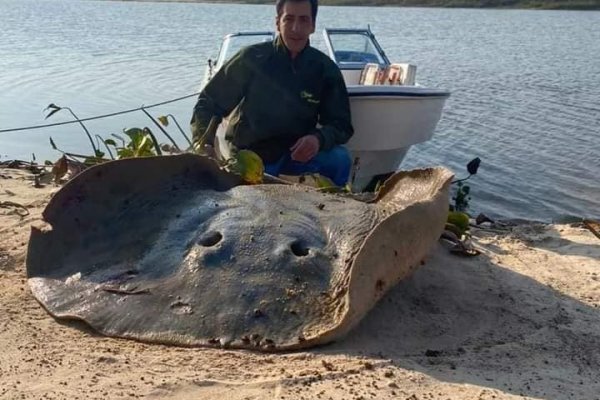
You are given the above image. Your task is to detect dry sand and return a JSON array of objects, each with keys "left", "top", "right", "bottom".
[{"left": 1, "top": 167, "right": 599, "bottom": 400}]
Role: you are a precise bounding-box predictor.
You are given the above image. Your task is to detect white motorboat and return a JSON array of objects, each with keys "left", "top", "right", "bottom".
[{"left": 204, "top": 28, "right": 450, "bottom": 190}]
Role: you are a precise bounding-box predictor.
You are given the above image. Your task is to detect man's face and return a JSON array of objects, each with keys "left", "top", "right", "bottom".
[{"left": 276, "top": 0, "right": 315, "bottom": 58}]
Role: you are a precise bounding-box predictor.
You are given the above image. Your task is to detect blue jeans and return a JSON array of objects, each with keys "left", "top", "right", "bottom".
[{"left": 264, "top": 146, "right": 352, "bottom": 187}]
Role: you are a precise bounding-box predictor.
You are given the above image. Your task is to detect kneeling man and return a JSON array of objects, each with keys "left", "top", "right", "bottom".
[{"left": 191, "top": 0, "right": 354, "bottom": 186}]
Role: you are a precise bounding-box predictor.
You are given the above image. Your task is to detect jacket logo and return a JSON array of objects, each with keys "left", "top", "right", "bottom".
[{"left": 300, "top": 91, "right": 319, "bottom": 105}]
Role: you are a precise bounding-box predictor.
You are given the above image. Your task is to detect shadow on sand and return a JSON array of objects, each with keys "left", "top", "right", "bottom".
[
  {"left": 507, "top": 222, "right": 600, "bottom": 257},
  {"left": 327, "top": 242, "right": 600, "bottom": 400}
]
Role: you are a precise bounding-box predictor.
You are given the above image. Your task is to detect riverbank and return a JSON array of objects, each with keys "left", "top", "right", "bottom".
[
  {"left": 112, "top": 0, "right": 600, "bottom": 11},
  {"left": 1, "top": 167, "right": 599, "bottom": 399}
]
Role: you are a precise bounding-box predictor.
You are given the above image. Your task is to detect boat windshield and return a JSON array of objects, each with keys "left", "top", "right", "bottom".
[
  {"left": 216, "top": 32, "right": 274, "bottom": 68},
  {"left": 212, "top": 29, "right": 389, "bottom": 71},
  {"left": 323, "top": 29, "right": 389, "bottom": 67}
]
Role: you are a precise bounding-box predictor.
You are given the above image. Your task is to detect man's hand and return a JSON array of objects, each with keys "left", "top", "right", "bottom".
[{"left": 290, "top": 134, "right": 320, "bottom": 163}]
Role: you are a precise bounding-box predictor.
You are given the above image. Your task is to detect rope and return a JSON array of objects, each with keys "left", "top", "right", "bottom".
[{"left": 0, "top": 92, "right": 200, "bottom": 134}]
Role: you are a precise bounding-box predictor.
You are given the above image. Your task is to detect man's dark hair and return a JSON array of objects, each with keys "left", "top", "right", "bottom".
[{"left": 276, "top": 0, "right": 318, "bottom": 22}]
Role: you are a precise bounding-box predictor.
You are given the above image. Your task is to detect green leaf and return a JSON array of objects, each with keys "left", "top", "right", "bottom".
[
  {"left": 158, "top": 115, "right": 169, "bottom": 126},
  {"left": 104, "top": 139, "right": 117, "bottom": 147},
  {"left": 111, "top": 133, "right": 126, "bottom": 146},
  {"left": 447, "top": 211, "right": 470, "bottom": 235},
  {"left": 49, "top": 137, "right": 57, "bottom": 150},
  {"left": 312, "top": 174, "right": 338, "bottom": 192},
  {"left": 83, "top": 156, "right": 103, "bottom": 166},
  {"left": 231, "top": 150, "right": 264, "bottom": 184},
  {"left": 123, "top": 128, "right": 145, "bottom": 147},
  {"left": 135, "top": 135, "right": 154, "bottom": 157},
  {"left": 115, "top": 127, "right": 158, "bottom": 158},
  {"left": 117, "top": 148, "right": 135, "bottom": 159}
]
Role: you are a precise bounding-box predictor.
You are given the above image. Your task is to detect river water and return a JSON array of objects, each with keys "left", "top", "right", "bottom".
[{"left": 1, "top": 0, "right": 598, "bottom": 221}]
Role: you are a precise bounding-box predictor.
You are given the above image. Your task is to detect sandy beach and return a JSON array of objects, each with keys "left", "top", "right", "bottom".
[{"left": 1, "top": 167, "right": 599, "bottom": 400}]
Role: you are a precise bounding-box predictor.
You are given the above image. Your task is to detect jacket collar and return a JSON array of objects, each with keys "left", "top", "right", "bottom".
[{"left": 273, "top": 35, "right": 310, "bottom": 62}]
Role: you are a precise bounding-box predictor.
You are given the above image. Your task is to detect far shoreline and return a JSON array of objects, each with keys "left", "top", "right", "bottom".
[{"left": 104, "top": 0, "right": 600, "bottom": 11}]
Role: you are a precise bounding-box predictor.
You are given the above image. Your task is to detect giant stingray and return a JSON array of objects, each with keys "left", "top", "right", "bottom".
[{"left": 27, "top": 154, "right": 452, "bottom": 351}]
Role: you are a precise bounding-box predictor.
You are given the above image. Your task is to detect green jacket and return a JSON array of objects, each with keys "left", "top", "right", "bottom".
[{"left": 191, "top": 36, "right": 353, "bottom": 163}]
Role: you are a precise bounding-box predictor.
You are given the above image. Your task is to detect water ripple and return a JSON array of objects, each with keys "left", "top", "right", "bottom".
[{"left": 1, "top": 0, "right": 599, "bottom": 221}]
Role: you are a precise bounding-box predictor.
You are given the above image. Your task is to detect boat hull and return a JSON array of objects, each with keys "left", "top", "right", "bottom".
[
  {"left": 215, "top": 85, "right": 449, "bottom": 191},
  {"left": 346, "top": 85, "right": 450, "bottom": 190}
]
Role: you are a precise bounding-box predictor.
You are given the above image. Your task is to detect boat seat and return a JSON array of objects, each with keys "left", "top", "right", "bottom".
[
  {"left": 359, "top": 63, "right": 417, "bottom": 86},
  {"left": 359, "top": 63, "right": 386, "bottom": 85},
  {"left": 387, "top": 63, "right": 416, "bottom": 86}
]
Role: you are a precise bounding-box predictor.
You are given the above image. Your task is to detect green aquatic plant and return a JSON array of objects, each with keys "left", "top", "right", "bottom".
[
  {"left": 42, "top": 103, "right": 270, "bottom": 187},
  {"left": 451, "top": 157, "right": 481, "bottom": 212},
  {"left": 157, "top": 113, "right": 193, "bottom": 148},
  {"left": 43, "top": 103, "right": 196, "bottom": 163},
  {"left": 45, "top": 103, "right": 101, "bottom": 157},
  {"left": 141, "top": 107, "right": 179, "bottom": 152},
  {"left": 43, "top": 103, "right": 196, "bottom": 183},
  {"left": 48, "top": 127, "right": 167, "bottom": 183},
  {"left": 106, "top": 128, "right": 161, "bottom": 158},
  {"left": 453, "top": 181, "right": 471, "bottom": 212},
  {"left": 444, "top": 157, "right": 482, "bottom": 256},
  {"left": 49, "top": 126, "right": 163, "bottom": 164}
]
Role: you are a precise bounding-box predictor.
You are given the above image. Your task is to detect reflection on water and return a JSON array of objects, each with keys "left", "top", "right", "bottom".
[{"left": 1, "top": 0, "right": 599, "bottom": 221}]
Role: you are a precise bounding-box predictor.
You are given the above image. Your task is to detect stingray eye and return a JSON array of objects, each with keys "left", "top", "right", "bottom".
[
  {"left": 199, "top": 231, "right": 223, "bottom": 247},
  {"left": 290, "top": 240, "right": 309, "bottom": 257}
]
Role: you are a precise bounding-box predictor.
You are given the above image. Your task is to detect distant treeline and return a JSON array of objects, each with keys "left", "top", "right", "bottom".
[{"left": 230, "top": 0, "right": 600, "bottom": 9}]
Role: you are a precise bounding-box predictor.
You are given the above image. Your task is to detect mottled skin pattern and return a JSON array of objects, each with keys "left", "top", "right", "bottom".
[{"left": 27, "top": 155, "right": 452, "bottom": 351}]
